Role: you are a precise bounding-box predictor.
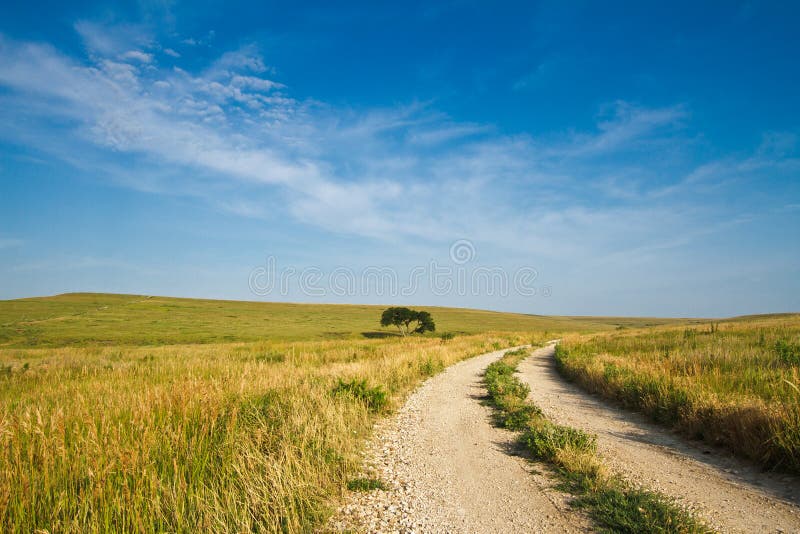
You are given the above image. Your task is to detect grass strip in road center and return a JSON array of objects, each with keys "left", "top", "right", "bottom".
[{"left": 484, "top": 346, "right": 713, "bottom": 534}]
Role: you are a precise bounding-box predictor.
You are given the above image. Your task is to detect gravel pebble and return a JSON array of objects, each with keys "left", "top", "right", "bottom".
[{"left": 328, "top": 347, "right": 585, "bottom": 533}]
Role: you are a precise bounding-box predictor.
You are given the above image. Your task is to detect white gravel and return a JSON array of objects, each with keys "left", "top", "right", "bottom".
[{"left": 329, "top": 347, "right": 586, "bottom": 533}]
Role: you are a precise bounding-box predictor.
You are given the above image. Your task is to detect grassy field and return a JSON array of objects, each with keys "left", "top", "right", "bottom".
[
  {"left": 0, "top": 331, "right": 537, "bottom": 532},
  {"left": 0, "top": 293, "right": 695, "bottom": 348},
  {"left": 0, "top": 292, "right": 707, "bottom": 532},
  {"left": 555, "top": 315, "right": 800, "bottom": 472},
  {"left": 0, "top": 293, "right": 655, "bottom": 532}
]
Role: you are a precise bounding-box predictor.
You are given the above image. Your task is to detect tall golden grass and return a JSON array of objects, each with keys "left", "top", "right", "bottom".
[
  {"left": 0, "top": 332, "right": 530, "bottom": 532},
  {"left": 555, "top": 316, "right": 800, "bottom": 472}
]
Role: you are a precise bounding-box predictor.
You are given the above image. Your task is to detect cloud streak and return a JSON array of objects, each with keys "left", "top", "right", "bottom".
[{"left": 0, "top": 25, "right": 796, "bottom": 266}]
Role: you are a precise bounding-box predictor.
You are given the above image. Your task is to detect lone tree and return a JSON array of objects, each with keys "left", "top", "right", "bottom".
[{"left": 380, "top": 307, "right": 436, "bottom": 336}]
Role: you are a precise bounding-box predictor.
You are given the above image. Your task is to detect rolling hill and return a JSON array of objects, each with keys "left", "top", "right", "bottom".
[{"left": 0, "top": 292, "right": 698, "bottom": 347}]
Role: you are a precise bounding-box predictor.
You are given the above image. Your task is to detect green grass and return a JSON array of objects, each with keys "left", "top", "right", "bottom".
[
  {"left": 0, "top": 332, "right": 531, "bottom": 533},
  {"left": 556, "top": 314, "right": 800, "bottom": 472},
  {"left": 575, "top": 486, "right": 710, "bottom": 534},
  {"left": 0, "top": 292, "right": 698, "bottom": 348},
  {"left": 331, "top": 378, "right": 389, "bottom": 413},
  {"left": 483, "top": 347, "right": 711, "bottom": 533},
  {"left": 0, "top": 292, "right": 705, "bottom": 532}
]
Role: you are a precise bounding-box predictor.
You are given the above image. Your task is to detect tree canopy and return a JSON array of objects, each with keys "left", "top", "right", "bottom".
[{"left": 380, "top": 307, "right": 436, "bottom": 336}]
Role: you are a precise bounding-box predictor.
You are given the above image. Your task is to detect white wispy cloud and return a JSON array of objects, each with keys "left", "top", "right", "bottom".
[
  {"left": 0, "top": 24, "right": 795, "bottom": 264},
  {"left": 74, "top": 20, "right": 153, "bottom": 56},
  {"left": 553, "top": 101, "right": 688, "bottom": 157},
  {"left": 121, "top": 50, "right": 153, "bottom": 63},
  {"left": 408, "top": 122, "right": 492, "bottom": 145}
]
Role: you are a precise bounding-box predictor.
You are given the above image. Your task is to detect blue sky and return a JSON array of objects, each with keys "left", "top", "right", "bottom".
[{"left": 0, "top": 0, "right": 798, "bottom": 317}]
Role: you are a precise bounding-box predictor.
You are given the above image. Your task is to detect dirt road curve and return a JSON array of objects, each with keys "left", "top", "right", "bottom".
[
  {"left": 330, "top": 347, "right": 585, "bottom": 533},
  {"left": 331, "top": 344, "right": 800, "bottom": 533},
  {"left": 518, "top": 343, "right": 800, "bottom": 534}
]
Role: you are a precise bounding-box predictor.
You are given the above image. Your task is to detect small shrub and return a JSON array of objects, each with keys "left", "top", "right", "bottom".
[
  {"left": 502, "top": 402, "right": 541, "bottom": 430},
  {"left": 577, "top": 485, "right": 711, "bottom": 534},
  {"left": 440, "top": 332, "right": 456, "bottom": 343},
  {"left": 522, "top": 420, "right": 596, "bottom": 461},
  {"left": 554, "top": 445, "right": 607, "bottom": 485},
  {"left": 420, "top": 357, "right": 444, "bottom": 376},
  {"left": 331, "top": 378, "right": 389, "bottom": 412},
  {"left": 775, "top": 340, "right": 800, "bottom": 366},
  {"left": 485, "top": 362, "right": 530, "bottom": 401},
  {"left": 484, "top": 354, "right": 540, "bottom": 430}
]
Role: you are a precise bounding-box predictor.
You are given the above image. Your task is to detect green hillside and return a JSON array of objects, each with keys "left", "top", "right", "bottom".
[{"left": 0, "top": 292, "right": 698, "bottom": 347}]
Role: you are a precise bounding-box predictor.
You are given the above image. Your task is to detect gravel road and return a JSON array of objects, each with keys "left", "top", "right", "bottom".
[
  {"left": 518, "top": 343, "right": 800, "bottom": 534},
  {"left": 331, "top": 344, "right": 800, "bottom": 533},
  {"left": 330, "top": 347, "right": 586, "bottom": 533}
]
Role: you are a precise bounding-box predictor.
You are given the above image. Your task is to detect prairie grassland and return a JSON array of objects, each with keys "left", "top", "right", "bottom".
[
  {"left": 555, "top": 315, "right": 800, "bottom": 471},
  {"left": 0, "top": 292, "right": 695, "bottom": 347},
  {"left": 0, "top": 332, "right": 533, "bottom": 533}
]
